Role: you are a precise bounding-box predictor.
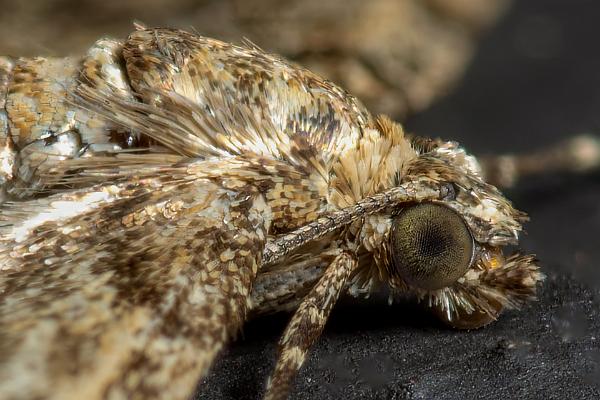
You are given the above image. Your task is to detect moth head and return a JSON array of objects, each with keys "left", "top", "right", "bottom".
[{"left": 348, "top": 124, "right": 543, "bottom": 329}]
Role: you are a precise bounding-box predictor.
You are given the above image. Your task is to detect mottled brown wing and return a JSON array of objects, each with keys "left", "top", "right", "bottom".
[
  {"left": 0, "top": 159, "right": 270, "bottom": 400},
  {"left": 72, "top": 27, "right": 372, "bottom": 182},
  {"left": 125, "top": 28, "right": 371, "bottom": 163}
]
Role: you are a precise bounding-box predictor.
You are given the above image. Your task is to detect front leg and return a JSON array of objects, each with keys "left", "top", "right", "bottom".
[{"left": 264, "top": 251, "right": 358, "bottom": 400}]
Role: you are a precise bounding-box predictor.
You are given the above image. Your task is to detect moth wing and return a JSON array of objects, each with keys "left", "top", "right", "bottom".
[
  {"left": 0, "top": 169, "right": 269, "bottom": 399},
  {"left": 73, "top": 28, "right": 370, "bottom": 176},
  {"left": 127, "top": 28, "right": 371, "bottom": 163}
]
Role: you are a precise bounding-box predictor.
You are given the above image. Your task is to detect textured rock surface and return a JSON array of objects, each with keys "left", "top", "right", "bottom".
[
  {"left": 199, "top": 275, "right": 598, "bottom": 399},
  {"left": 198, "top": 1, "right": 600, "bottom": 399}
]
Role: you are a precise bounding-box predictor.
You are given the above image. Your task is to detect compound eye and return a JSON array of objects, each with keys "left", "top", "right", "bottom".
[{"left": 391, "top": 203, "right": 474, "bottom": 290}]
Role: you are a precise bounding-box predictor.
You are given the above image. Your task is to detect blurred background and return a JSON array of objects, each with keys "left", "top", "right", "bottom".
[
  {"left": 0, "top": 0, "right": 511, "bottom": 118},
  {"left": 1, "top": 0, "right": 598, "bottom": 398}
]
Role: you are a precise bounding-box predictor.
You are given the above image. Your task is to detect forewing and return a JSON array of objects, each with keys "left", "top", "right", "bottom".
[
  {"left": 127, "top": 28, "right": 371, "bottom": 162},
  {"left": 0, "top": 165, "right": 269, "bottom": 399},
  {"left": 73, "top": 27, "right": 372, "bottom": 181}
]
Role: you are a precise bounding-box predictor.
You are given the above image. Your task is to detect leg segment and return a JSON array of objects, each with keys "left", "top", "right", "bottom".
[{"left": 264, "top": 252, "right": 358, "bottom": 400}]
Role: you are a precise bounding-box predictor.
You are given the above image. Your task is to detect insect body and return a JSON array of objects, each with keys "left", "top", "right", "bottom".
[{"left": 0, "top": 27, "right": 542, "bottom": 399}]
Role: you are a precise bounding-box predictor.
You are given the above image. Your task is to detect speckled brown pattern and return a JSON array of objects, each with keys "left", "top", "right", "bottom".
[
  {"left": 0, "top": 56, "right": 15, "bottom": 203},
  {"left": 0, "top": 27, "right": 542, "bottom": 400}
]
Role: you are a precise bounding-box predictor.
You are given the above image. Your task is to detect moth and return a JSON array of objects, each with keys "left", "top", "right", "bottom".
[{"left": 0, "top": 26, "right": 544, "bottom": 400}]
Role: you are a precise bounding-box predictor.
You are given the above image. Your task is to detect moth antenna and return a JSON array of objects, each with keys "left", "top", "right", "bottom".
[
  {"left": 262, "top": 182, "right": 447, "bottom": 265},
  {"left": 480, "top": 133, "right": 600, "bottom": 188},
  {"left": 264, "top": 252, "right": 358, "bottom": 400}
]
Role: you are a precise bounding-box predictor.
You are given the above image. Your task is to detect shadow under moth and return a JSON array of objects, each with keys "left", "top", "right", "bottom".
[{"left": 0, "top": 26, "right": 543, "bottom": 399}]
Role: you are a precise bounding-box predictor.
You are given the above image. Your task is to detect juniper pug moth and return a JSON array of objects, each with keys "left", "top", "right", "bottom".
[{"left": 0, "top": 26, "right": 542, "bottom": 400}]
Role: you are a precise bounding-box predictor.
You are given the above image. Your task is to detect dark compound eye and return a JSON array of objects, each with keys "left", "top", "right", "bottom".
[{"left": 391, "top": 203, "right": 474, "bottom": 290}]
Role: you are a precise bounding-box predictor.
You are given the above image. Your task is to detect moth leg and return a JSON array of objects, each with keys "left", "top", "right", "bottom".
[
  {"left": 480, "top": 134, "right": 600, "bottom": 188},
  {"left": 264, "top": 252, "right": 358, "bottom": 400}
]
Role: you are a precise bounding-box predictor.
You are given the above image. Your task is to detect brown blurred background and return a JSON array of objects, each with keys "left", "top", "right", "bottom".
[{"left": 0, "top": 0, "right": 508, "bottom": 118}]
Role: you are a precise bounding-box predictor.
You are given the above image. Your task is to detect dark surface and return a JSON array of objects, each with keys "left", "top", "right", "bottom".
[{"left": 198, "top": 1, "right": 600, "bottom": 399}]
